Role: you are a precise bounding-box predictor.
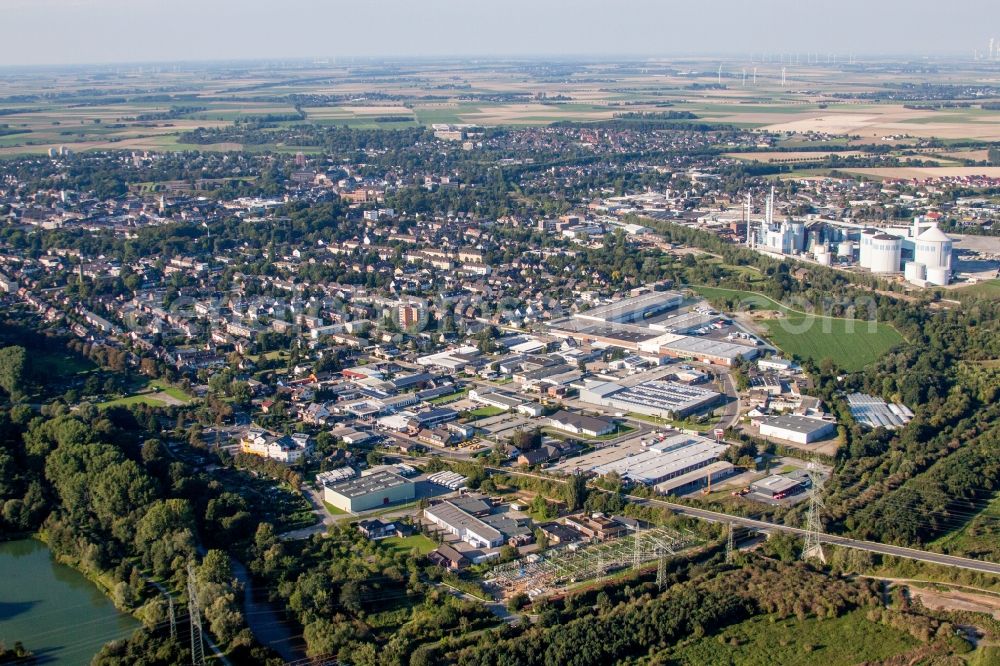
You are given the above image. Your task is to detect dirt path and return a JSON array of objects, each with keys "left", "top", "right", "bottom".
[{"left": 858, "top": 575, "right": 1000, "bottom": 619}]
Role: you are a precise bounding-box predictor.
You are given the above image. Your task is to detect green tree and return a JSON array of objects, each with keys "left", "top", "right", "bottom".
[{"left": 0, "top": 346, "right": 28, "bottom": 400}]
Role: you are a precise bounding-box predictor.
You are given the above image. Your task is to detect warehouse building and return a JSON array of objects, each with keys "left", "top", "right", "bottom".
[
  {"left": 323, "top": 470, "right": 416, "bottom": 513},
  {"left": 468, "top": 389, "right": 524, "bottom": 411},
  {"left": 548, "top": 410, "right": 616, "bottom": 437},
  {"left": 592, "top": 434, "right": 727, "bottom": 485},
  {"left": 750, "top": 474, "right": 805, "bottom": 499},
  {"left": 573, "top": 291, "right": 683, "bottom": 324},
  {"left": 578, "top": 379, "right": 721, "bottom": 418},
  {"left": 424, "top": 498, "right": 530, "bottom": 549},
  {"left": 756, "top": 414, "right": 835, "bottom": 444},
  {"left": 650, "top": 334, "right": 759, "bottom": 367},
  {"left": 654, "top": 460, "right": 735, "bottom": 496}
]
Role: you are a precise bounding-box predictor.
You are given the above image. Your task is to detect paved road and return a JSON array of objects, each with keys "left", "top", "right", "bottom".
[
  {"left": 279, "top": 486, "right": 338, "bottom": 540},
  {"left": 711, "top": 368, "right": 741, "bottom": 431}
]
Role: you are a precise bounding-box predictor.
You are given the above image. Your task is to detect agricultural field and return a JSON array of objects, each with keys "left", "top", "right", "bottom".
[
  {"left": 4, "top": 57, "right": 1000, "bottom": 157},
  {"left": 693, "top": 286, "right": 905, "bottom": 371}
]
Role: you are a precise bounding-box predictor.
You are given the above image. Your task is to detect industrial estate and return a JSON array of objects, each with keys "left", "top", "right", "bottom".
[{"left": 0, "top": 6, "right": 999, "bottom": 666}]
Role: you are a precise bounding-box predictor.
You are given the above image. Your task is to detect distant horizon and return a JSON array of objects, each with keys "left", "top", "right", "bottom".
[
  {"left": 0, "top": 52, "right": 991, "bottom": 72},
  {"left": 3, "top": 0, "right": 999, "bottom": 68}
]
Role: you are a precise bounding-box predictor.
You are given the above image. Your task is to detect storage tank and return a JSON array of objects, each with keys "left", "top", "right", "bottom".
[
  {"left": 904, "top": 261, "right": 926, "bottom": 283},
  {"left": 925, "top": 266, "right": 950, "bottom": 287},
  {"left": 869, "top": 233, "right": 902, "bottom": 274},
  {"left": 815, "top": 250, "right": 831, "bottom": 266},
  {"left": 837, "top": 240, "right": 854, "bottom": 259},
  {"left": 913, "top": 225, "right": 953, "bottom": 274},
  {"left": 858, "top": 228, "right": 878, "bottom": 269}
]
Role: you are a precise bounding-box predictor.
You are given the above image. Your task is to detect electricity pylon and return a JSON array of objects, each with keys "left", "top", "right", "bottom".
[
  {"left": 801, "top": 463, "right": 827, "bottom": 563},
  {"left": 187, "top": 561, "right": 205, "bottom": 666}
]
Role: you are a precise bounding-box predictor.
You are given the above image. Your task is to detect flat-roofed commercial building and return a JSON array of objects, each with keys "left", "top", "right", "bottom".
[
  {"left": 548, "top": 410, "right": 616, "bottom": 437},
  {"left": 757, "top": 414, "right": 835, "bottom": 444},
  {"left": 650, "top": 334, "right": 759, "bottom": 367},
  {"left": 323, "top": 470, "right": 416, "bottom": 513},
  {"left": 546, "top": 317, "right": 659, "bottom": 351},
  {"left": 578, "top": 379, "right": 721, "bottom": 418},
  {"left": 468, "top": 389, "right": 523, "bottom": 411},
  {"left": 573, "top": 291, "right": 683, "bottom": 324},
  {"left": 424, "top": 500, "right": 503, "bottom": 548},
  {"left": 750, "top": 474, "right": 805, "bottom": 498},
  {"left": 593, "top": 434, "right": 727, "bottom": 485},
  {"left": 654, "top": 460, "right": 735, "bottom": 496}
]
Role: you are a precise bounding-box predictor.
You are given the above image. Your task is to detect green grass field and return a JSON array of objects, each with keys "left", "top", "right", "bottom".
[
  {"left": 760, "top": 318, "right": 903, "bottom": 372},
  {"left": 97, "top": 393, "right": 172, "bottom": 409},
  {"left": 693, "top": 286, "right": 905, "bottom": 371},
  {"left": 665, "top": 609, "right": 918, "bottom": 666},
  {"left": 380, "top": 534, "right": 437, "bottom": 555},
  {"left": 466, "top": 406, "right": 507, "bottom": 419},
  {"left": 96, "top": 378, "right": 192, "bottom": 409},
  {"left": 954, "top": 279, "right": 1000, "bottom": 300},
  {"left": 429, "top": 388, "right": 469, "bottom": 405}
]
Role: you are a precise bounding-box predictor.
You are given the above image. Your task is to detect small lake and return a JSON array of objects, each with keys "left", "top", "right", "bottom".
[{"left": 0, "top": 539, "right": 139, "bottom": 665}]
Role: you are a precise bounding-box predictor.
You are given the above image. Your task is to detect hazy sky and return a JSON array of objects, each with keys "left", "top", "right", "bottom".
[{"left": 3, "top": 0, "right": 999, "bottom": 66}]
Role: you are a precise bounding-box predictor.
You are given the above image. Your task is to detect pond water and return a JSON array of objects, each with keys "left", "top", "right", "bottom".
[{"left": 0, "top": 539, "right": 139, "bottom": 664}]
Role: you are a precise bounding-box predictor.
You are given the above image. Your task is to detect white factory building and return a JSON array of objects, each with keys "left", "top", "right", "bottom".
[
  {"left": 745, "top": 193, "right": 956, "bottom": 287},
  {"left": 849, "top": 218, "right": 954, "bottom": 286}
]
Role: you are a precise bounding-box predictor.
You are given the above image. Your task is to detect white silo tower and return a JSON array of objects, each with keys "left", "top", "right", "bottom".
[
  {"left": 837, "top": 240, "right": 854, "bottom": 259},
  {"left": 913, "top": 225, "right": 953, "bottom": 285},
  {"left": 858, "top": 228, "right": 878, "bottom": 269},
  {"left": 869, "top": 233, "right": 902, "bottom": 274}
]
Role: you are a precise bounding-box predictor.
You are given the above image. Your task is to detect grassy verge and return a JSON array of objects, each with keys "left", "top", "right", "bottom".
[{"left": 322, "top": 501, "right": 348, "bottom": 515}]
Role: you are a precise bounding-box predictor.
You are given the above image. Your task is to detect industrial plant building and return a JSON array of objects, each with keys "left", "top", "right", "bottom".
[
  {"left": 578, "top": 379, "right": 721, "bottom": 418},
  {"left": 322, "top": 470, "right": 416, "bottom": 513},
  {"left": 745, "top": 190, "right": 956, "bottom": 287}
]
